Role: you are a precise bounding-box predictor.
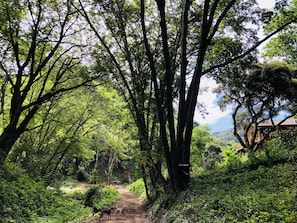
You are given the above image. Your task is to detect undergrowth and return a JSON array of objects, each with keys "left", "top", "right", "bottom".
[
  {"left": 148, "top": 163, "right": 297, "bottom": 222},
  {"left": 0, "top": 163, "right": 119, "bottom": 223},
  {"left": 127, "top": 178, "right": 147, "bottom": 201}
]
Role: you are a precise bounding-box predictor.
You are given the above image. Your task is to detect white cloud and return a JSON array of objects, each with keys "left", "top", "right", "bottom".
[
  {"left": 194, "top": 77, "right": 231, "bottom": 125},
  {"left": 257, "top": 0, "right": 275, "bottom": 9},
  {"left": 256, "top": 0, "right": 276, "bottom": 56}
]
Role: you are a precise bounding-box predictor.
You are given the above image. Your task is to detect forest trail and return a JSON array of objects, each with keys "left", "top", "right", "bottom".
[{"left": 82, "top": 184, "right": 149, "bottom": 223}]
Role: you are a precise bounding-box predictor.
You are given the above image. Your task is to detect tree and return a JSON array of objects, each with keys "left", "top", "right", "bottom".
[
  {"left": 0, "top": 0, "right": 98, "bottom": 163},
  {"left": 216, "top": 62, "right": 297, "bottom": 152},
  {"left": 190, "top": 125, "right": 214, "bottom": 169},
  {"left": 203, "top": 144, "right": 222, "bottom": 170},
  {"left": 77, "top": 0, "right": 167, "bottom": 199},
  {"left": 8, "top": 86, "right": 101, "bottom": 180},
  {"left": 89, "top": 87, "right": 137, "bottom": 185},
  {"left": 262, "top": 0, "right": 297, "bottom": 65},
  {"left": 78, "top": 0, "right": 297, "bottom": 191}
]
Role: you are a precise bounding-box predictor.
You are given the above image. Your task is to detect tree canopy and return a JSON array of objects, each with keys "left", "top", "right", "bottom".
[
  {"left": 77, "top": 0, "right": 296, "bottom": 192},
  {"left": 262, "top": 0, "right": 297, "bottom": 65},
  {"left": 0, "top": 0, "right": 99, "bottom": 163},
  {"left": 216, "top": 61, "right": 297, "bottom": 151},
  {"left": 0, "top": 0, "right": 296, "bottom": 194}
]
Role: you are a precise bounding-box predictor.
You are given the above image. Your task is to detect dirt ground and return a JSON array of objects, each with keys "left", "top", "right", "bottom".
[{"left": 81, "top": 184, "right": 150, "bottom": 223}]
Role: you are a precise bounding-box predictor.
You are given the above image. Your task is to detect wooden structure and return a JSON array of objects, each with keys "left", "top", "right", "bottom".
[{"left": 249, "top": 118, "right": 297, "bottom": 143}]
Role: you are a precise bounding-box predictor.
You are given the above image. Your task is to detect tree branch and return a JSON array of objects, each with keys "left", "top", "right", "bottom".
[{"left": 203, "top": 19, "right": 297, "bottom": 74}]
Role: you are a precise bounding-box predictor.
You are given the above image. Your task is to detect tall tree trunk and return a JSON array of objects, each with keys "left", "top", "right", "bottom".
[
  {"left": 107, "top": 148, "right": 116, "bottom": 185},
  {"left": 0, "top": 127, "right": 20, "bottom": 164},
  {"left": 0, "top": 105, "right": 39, "bottom": 163}
]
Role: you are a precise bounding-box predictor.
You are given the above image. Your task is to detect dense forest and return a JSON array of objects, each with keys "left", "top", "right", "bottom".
[{"left": 1, "top": 0, "right": 297, "bottom": 222}]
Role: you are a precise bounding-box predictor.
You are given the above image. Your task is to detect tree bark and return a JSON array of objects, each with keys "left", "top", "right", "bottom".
[{"left": 0, "top": 127, "right": 20, "bottom": 164}]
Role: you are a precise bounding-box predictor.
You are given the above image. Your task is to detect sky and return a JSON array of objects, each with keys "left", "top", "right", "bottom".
[{"left": 195, "top": 0, "right": 276, "bottom": 133}]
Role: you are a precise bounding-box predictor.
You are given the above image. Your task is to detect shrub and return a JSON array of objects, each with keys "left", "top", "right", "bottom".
[
  {"left": 203, "top": 144, "right": 222, "bottom": 170},
  {"left": 84, "top": 184, "right": 120, "bottom": 209},
  {"left": 127, "top": 179, "right": 147, "bottom": 201},
  {"left": 85, "top": 185, "right": 102, "bottom": 207},
  {"left": 77, "top": 169, "right": 88, "bottom": 182},
  {"left": 0, "top": 163, "right": 89, "bottom": 223},
  {"left": 217, "top": 146, "right": 248, "bottom": 172}
]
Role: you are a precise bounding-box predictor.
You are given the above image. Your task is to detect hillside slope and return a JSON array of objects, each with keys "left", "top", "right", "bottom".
[{"left": 149, "top": 163, "right": 297, "bottom": 222}]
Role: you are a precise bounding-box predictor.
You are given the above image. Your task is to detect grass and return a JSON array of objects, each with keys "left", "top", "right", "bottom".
[{"left": 60, "top": 181, "right": 90, "bottom": 195}]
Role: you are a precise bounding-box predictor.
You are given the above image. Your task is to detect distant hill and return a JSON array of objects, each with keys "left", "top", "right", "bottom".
[{"left": 212, "top": 128, "right": 238, "bottom": 143}]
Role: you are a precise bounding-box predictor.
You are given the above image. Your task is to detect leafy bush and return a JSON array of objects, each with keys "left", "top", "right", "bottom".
[
  {"left": 77, "top": 169, "right": 89, "bottom": 182},
  {"left": 84, "top": 184, "right": 120, "bottom": 209},
  {"left": 127, "top": 179, "right": 147, "bottom": 201},
  {"left": 85, "top": 185, "right": 102, "bottom": 207},
  {"left": 217, "top": 144, "right": 248, "bottom": 172},
  {"left": 0, "top": 163, "right": 89, "bottom": 222},
  {"left": 96, "top": 185, "right": 121, "bottom": 208},
  {"left": 264, "top": 135, "right": 297, "bottom": 162},
  {"left": 203, "top": 144, "right": 223, "bottom": 170}
]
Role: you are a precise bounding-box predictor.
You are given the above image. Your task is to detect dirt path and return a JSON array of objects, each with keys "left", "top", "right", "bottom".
[{"left": 83, "top": 184, "right": 149, "bottom": 223}]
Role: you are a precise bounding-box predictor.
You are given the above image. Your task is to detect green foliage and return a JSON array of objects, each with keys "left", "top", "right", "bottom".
[
  {"left": 262, "top": 0, "right": 297, "bottom": 65},
  {"left": 261, "top": 130, "right": 297, "bottom": 165},
  {"left": 84, "top": 184, "right": 120, "bottom": 210},
  {"left": 0, "top": 163, "right": 89, "bottom": 223},
  {"left": 0, "top": 163, "right": 121, "bottom": 222},
  {"left": 216, "top": 61, "right": 297, "bottom": 151},
  {"left": 99, "top": 185, "right": 121, "bottom": 208},
  {"left": 149, "top": 136, "right": 297, "bottom": 222},
  {"left": 218, "top": 143, "right": 249, "bottom": 172},
  {"left": 127, "top": 179, "right": 147, "bottom": 201},
  {"left": 149, "top": 163, "right": 297, "bottom": 222},
  {"left": 8, "top": 84, "right": 137, "bottom": 185},
  {"left": 85, "top": 185, "right": 101, "bottom": 207},
  {"left": 278, "top": 128, "right": 297, "bottom": 150},
  {"left": 203, "top": 144, "right": 223, "bottom": 170},
  {"left": 85, "top": 86, "right": 139, "bottom": 184},
  {"left": 77, "top": 169, "right": 89, "bottom": 182},
  {"left": 0, "top": 0, "right": 94, "bottom": 164},
  {"left": 191, "top": 126, "right": 220, "bottom": 170},
  {"left": 8, "top": 86, "right": 99, "bottom": 180}
]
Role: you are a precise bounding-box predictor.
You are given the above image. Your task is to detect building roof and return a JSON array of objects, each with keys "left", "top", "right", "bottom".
[{"left": 258, "top": 118, "right": 297, "bottom": 127}]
